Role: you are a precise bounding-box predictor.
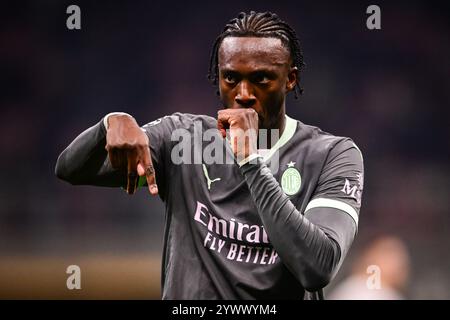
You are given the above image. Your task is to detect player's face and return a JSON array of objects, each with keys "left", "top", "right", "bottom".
[{"left": 218, "top": 37, "right": 297, "bottom": 129}]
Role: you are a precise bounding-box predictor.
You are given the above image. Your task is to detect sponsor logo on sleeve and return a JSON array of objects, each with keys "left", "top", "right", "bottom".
[{"left": 341, "top": 173, "right": 363, "bottom": 204}]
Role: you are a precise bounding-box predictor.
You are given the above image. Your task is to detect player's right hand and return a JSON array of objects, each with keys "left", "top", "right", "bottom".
[{"left": 105, "top": 114, "right": 158, "bottom": 196}]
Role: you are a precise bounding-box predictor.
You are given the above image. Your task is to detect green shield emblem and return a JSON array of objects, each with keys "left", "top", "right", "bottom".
[{"left": 281, "top": 163, "right": 301, "bottom": 196}]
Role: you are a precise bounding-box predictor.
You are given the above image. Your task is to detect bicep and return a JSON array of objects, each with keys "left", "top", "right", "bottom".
[
  {"left": 312, "top": 140, "right": 364, "bottom": 223},
  {"left": 304, "top": 139, "right": 364, "bottom": 262}
]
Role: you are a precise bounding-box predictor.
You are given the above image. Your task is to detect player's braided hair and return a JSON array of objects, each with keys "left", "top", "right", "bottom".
[{"left": 208, "top": 11, "right": 305, "bottom": 98}]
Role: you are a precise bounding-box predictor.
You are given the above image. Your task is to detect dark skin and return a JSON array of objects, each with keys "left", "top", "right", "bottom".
[
  {"left": 217, "top": 37, "right": 298, "bottom": 159},
  {"left": 106, "top": 36, "right": 297, "bottom": 195},
  {"left": 106, "top": 115, "right": 157, "bottom": 195},
  {"left": 217, "top": 37, "right": 297, "bottom": 137}
]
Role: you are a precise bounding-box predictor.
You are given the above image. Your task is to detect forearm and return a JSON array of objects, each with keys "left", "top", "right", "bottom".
[
  {"left": 55, "top": 119, "right": 124, "bottom": 187},
  {"left": 240, "top": 159, "right": 341, "bottom": 291}
]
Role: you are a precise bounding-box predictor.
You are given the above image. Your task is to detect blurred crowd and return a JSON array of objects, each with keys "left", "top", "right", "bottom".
[{"left": 0, "top": 1, "right": 449, "bottom": 299}]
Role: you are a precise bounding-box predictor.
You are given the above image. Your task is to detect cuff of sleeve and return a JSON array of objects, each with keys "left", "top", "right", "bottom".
[
  {"left": 238, "top": 153, "right": 263, "bottom": 167},
  {"left": 103, "top": 112, "right": 133, "bottom": 130}
]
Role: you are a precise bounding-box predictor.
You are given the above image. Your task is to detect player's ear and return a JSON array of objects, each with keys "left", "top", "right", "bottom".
[{"left": 286, "top": 66, "right": 298, "bottom": 92}]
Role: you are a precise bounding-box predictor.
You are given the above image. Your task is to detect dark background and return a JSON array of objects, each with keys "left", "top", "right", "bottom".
[{"left": 0, "top": 0, "right": 449, "bottom": 298}]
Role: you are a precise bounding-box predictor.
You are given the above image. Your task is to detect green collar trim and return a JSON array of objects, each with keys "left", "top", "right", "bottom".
[{"left": 263, "top": 115, "right": 297, "bottom": 163}]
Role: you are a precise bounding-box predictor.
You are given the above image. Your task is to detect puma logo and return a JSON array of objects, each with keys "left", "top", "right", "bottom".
[{"left": 202, "top": 164, "right": 221, "bottom": 190}]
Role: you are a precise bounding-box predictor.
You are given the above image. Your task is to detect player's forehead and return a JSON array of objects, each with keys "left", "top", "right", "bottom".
[{"left": 218, "top": 36, "right": 291, "bottom": 70}]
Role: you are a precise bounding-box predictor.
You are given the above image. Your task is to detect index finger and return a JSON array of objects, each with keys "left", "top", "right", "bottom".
[
  {"left": 138, "top": 145, "right": 158, "bottom": 196},
  {"left": 217, "top": 111, "right": 231, "bottom": 138}
]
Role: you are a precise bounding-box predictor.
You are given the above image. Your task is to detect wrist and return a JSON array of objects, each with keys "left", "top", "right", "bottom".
[{"left": 103, "top": 112, "right": 135, "bottom": 130}]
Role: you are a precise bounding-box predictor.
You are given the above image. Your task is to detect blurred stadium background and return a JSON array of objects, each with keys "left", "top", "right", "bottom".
[{"left": 1, "top": 0, "right": 449, "bottom": 299}]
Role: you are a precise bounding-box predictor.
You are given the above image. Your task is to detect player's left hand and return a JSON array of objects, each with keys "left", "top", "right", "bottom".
[{"left": 217, "top": 108, "right": 258, "bottom": 161}]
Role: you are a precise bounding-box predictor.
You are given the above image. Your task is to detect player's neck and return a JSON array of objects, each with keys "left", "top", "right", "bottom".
[{"left": 258, "top": 110, "right": 286, "bottom": 149}]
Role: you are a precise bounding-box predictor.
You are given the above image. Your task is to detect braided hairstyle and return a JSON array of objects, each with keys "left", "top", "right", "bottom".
[{"left": 208, "top": 11, "right": 305, "bottom": 98}]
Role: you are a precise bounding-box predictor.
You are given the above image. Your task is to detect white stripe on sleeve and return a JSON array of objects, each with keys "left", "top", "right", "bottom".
[{"left": 305, "top": 198, "right": 359, "bottom": 226}]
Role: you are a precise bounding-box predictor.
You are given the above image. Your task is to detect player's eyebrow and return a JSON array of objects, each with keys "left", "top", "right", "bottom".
[
  {"left": 220, "top": 68, "right": 278, "bottom": 76},
  {"left": 220, "top": 69, "right": 238, "bottom": 74}
]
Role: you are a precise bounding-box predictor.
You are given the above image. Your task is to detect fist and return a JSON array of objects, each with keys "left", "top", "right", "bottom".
[
  {"left": 105, "top": 114, "right": 158, "bottom": 196},
  {"left": 217, "top": 108, "right": 259, "bottom": 161}
]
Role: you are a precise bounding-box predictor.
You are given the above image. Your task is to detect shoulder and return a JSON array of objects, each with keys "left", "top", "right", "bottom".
[{"left": 290, "top": 116, "right": 364, "bottom": 164}]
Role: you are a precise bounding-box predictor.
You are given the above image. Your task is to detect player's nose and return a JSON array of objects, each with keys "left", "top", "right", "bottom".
[{"left": 235, "top": 81, "right": 256, "bottom": 108}]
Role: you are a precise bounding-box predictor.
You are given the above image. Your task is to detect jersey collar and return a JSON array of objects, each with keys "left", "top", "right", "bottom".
[{"left": 262, "top": 115, "right": 297, "bottom": 163}]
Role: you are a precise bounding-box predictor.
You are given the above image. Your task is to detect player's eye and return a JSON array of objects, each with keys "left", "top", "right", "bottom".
[
  {"left": 224, "top": 74, "right": 237, "bottom": 84},
  {"left": 253, "top": 73, "right": 270, "bottom": 84}
]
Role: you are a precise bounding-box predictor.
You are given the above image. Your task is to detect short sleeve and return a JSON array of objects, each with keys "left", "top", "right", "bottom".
[{"left": 305, "top": 138, "right": 364, "bottom": 229}]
